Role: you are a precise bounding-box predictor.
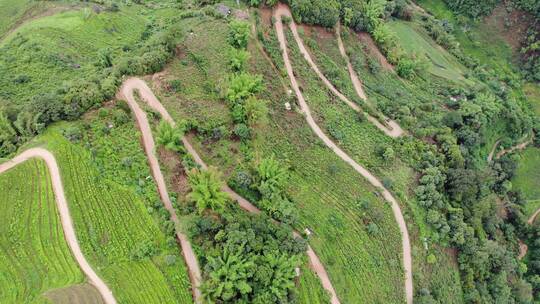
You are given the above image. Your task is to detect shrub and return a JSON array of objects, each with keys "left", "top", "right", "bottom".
[
  {"left": 228, "top": 20, "right": 251, "bottom": 49},
  {"left": 234, "top": 123, "right": 251, "bottom": 140}
]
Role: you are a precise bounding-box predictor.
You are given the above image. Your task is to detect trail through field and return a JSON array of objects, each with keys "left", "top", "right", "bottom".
[
  {"left": 274, "top": 4, "right": 413, "bottom": 304},
  {"left": 529, "top": 208, "right": 540, "bottom": 225},
  {"left": 279, "top": 6, "right": 404, "bottom": 138},
  {"left": 119, "top": 77, "right": 339, "bottom": 304},
  {"left": 119, "top": 80, "right": 203, "bottom": 303},
  {"left": 495, "top": 136, "right": 534, "bottom": 159},
  {"left": 0, "top": 148, "right": 116, "bottom": 304},
  {"left": 335, "top": 23, "right": 367, "bottom": 100},
  {"left": 487, "top": 139, "right": 501, "bottom": 162}
]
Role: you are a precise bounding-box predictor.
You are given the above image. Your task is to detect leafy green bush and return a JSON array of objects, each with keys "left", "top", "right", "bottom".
[{"left": 228, "top": 20, "right": 251, "bottom": 49}]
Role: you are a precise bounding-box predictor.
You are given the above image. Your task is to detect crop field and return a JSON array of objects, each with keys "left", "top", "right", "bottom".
[
  {"left": 297, "top": 26, "right": 366, "bottom": 108},
  {"left": 0, "top": 159, "right": 85, "bottom": 303},
  {"left": 338, "top": 27, "right": 449, "bottom": 131},
  {"left": 44, "top": 283, "right": 104, "bottom": 304},
  {"left": 154, "top": 14, "right": 409, "bottom": 302},
  {"left": 388, "top": 21, "right": 468, "bottom": 82},
  {"left": 153, "top": 16, "right": 243, "bottom": 173},
  {"left": 513, "top": 147, "right": 540, "bottom": 217},
  {"left": 0, "top": 3, "right": 147, "bottom": 103},
  {"left": 327, "top": 23, "right": 465, "bottom": 301},
  {"left": 27, "top": 109, "right": 192, "bottom": 303}
]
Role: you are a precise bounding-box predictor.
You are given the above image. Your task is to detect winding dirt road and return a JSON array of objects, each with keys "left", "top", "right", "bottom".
[
  {"left": 278, "top": 6, "right": 403, "bottom": 138},
  {"left": 0, "top": 148, "right": 116, "bottom": 304},
  {"left": 274, "top": 4, "right": 413, "bottom": 303},
  {"left": 119, "top": 80, "right": 203, "bottom": 303},
  {"left": 120, "top": 78, "right": 339, "bottom": 303}
]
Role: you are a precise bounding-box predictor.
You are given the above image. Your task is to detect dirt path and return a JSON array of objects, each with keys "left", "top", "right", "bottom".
[
  {"left": 335, "top": 23, "right": 405, "bottom": 137},
  {"left": 278, "top": 6, "right": 404, "bottom": 138},
  {"left": 120, "top": 77, "right": 340, "bottom": 303},
  {"left": 0, "top": 148, "right": 116, "bottom": 304},
  {"left": 529, "top": 208, "right": 540, "bottom": 225},
  {"left": 495, "top": 137, "right": 533, "bottom": 159},
  {"left": 274, "top": 4, "right": 413, "bottom": 303},
  {"left": 487, "top": 139, "right": 501, "bottom": 162},
  {"left": 335, "top": 23, "right": 367, "bottom": 101},
  {"left": 119, "top": 80, "right": 203, "bottom": 303}
]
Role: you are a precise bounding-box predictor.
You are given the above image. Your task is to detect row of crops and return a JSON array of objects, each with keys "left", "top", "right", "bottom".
[
  {"left": 0, "top": 159, "right": 84, "bottom": 303},
  {"left": 34, "top": 117, "right": 193, "bottom": 303}
]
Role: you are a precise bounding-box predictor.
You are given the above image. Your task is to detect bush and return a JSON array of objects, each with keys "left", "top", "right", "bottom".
[
  {"left": 228, "top": 20, "right": 251, "bottom": 49},
  {"left": 234, "top": 123, "right": 251, "bottom": 140}
]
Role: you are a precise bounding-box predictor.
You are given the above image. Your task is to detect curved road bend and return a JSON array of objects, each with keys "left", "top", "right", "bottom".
[
  {"left": 274, "top": 5, "right": 413, "bottom": 304},
  {"left": 120, "top": 77, "right": 340, "bottom": 303},
  {"left": 0, "top": 148, "right": 117, "bottom": 304},
  {"left": 277, "top": 6, "right": 404, "bottom": 138},
  {"left": 335, "top": 23, "right": 404, "bottom": 136},
  {"left": 119, "top": 81, "right": 203, "bottom": 303}
]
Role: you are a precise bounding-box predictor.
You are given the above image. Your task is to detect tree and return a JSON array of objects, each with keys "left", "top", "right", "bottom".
[
  {"left": 0, "top": 111, "right": 17, "bottom": 156},
  {"left": 256, "top": 156, "right": 288, "bottom": 198},
  {"left": 228, "top": 20, "right": 251, "bottom": 49},
  {"left": 202, "top": 243, "right": 255, "bottom": 302},
  {"left": 187, "top": 167, "right": 230, "bottom": 214},
  {"left": 156, "top": 120, "right": 184, "bottom": 152},
  {"left": 228, "top": 47, "right": 250, "bottom": 72},
  {"left": 226, "top": 73, "right": 264, "bottom": 104}
]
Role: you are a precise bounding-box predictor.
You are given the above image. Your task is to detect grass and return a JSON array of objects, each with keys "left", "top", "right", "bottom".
[
  {"left": 23, "top": 107, "right": 193, "bottom": 303},
  {"left": 44, "top": 283, "right": 104, "bottom": 304},
  {"left": 388, "top": 20, "right": 469, "bottom": 82},
  {"left": 524, "top": 83, "right": 540, "bottom": 116},
  {"left": 513, "top": 147, "right": 540, "bottom": 217},
  {"left": 0, "top": 159, "right": 85, "bottom": 303},
  {"left": 0, "top": 0, "right": 46, "bottom": 39},
  {"left": 0, "top": 4, "right": 147, "bottom": 103}
]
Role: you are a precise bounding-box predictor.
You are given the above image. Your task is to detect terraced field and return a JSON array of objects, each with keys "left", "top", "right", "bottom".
[
  {"left": 0, "top": 159, "right": 85, "bottom": 303},
  {"left": 31, "top": 118, "right": 193, "bottom": 303},
  {"left": 152, "top": 15, "right": 404, "bottom": 303}
]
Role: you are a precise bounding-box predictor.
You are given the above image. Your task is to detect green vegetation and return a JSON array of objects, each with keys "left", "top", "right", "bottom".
[
  {"left": 0, "top": 1, "right": 183, "bottom": 158},
  {"left": 388, "top": 20, "right": 468, "bottom": 82},
  {"left": 29, "top": 106, "right": 193, "bottom": 303},
  {"left": 187, "top": 167, "right": 230, "bottom": 214},
  {"left": 0, "top": 159, "right": 85, "bottom": 303},
  {"left": 513, "top": 147, "right": 540, "bottom": 216}
]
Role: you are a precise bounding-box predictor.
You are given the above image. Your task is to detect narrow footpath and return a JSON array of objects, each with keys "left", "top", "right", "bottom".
[
  {"left": 335, "top": 23, "right": 404, "bottom": 137},
  {"left": 119, "top": 77, "right": 338, "bottom": 303},
  {"left": 119, "top": 81, "right": 203, "bottom": 303},
  {"left": 0, "top": 148, "right": 117, "bottom": 304},
  {"left": 274, "top": 4, "right": 413, "bottom": 303}
]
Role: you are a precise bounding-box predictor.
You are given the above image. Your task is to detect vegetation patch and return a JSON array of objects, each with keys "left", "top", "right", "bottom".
[{"left": 0, "top": 159, "right": 85, "bottom": 303}]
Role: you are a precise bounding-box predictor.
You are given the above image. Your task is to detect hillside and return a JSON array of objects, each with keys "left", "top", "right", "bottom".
[{"left": 0, "top": 0, "right": 539, "bottom": 303}]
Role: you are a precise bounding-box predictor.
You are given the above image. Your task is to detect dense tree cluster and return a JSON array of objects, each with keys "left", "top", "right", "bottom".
[{"left": 190, "top": 207, "right": 306, "bottom": 303}]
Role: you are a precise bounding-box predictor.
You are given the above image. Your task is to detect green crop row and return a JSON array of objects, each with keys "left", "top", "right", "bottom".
[
  {"left": 27, "top": 111, "right": 193, "bottom": 303},
  {"left": 0, "top": 159, "right": 85, "bottom": 303}
]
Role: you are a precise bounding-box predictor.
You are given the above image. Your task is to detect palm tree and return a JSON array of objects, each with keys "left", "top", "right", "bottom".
[
  {"left": 156, "top": 120, "right": 184, "bottom": 152},
  {"left": 256, "top": 156, "right": 288, "bottom": 197},
  {"left": 187, "top": 167, "right": 229, "bottom": 214}
]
